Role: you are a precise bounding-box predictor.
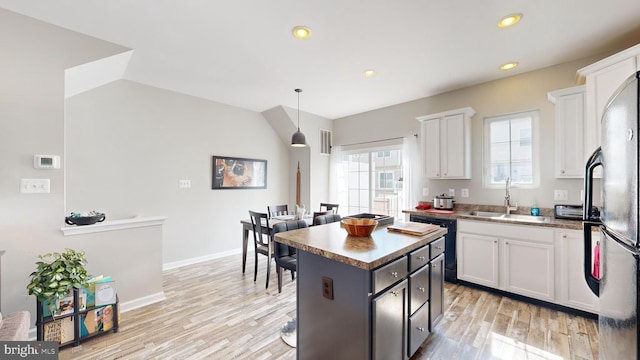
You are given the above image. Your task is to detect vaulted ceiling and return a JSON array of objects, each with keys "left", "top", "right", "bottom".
[{"left": 1, "top": 0, "right": 640, "bottom": 119}]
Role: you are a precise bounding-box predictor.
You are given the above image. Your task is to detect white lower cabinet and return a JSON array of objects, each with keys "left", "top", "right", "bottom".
[
  {"left": 458, "top": 220, "right": 599, "bottom": 313},
  {"left": 502, "top": 238, "right": 555, "bottom": 301},
  {"left": 556, "top": 229, "right": 599, "bottom": 313},
  {"left": 457, "top": 220, "right": 555, "bottom": 303},
  {"left": 458, "top": 232, "right": 499, "bottom": 288}
]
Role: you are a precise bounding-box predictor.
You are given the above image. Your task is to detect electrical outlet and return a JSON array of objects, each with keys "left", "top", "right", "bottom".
[
  {"left": 554, "top": 189, "right": 568, "bottom": 201},
  {"left": 179, "top": 180, "right": 191, "bottom": 188},
  {"left": 449, "top": 188, "right": 455, "bottom": 197},
  {"left": 422, "top": 188, "right": 429, "bottom": 197},
  {"left": 461, "top": 188, "right": 469, "bottom": 198},
  {"left": 322, "top": 276, "right": 334, "bottom": 300}
]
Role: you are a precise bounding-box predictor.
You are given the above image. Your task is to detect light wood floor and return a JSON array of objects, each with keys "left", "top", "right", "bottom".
[{"left": 60, "top": 254, "right": 597, "bottom": 360}]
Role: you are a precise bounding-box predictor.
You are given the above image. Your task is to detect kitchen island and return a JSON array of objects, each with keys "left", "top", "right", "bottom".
[{"left": 275, "top": 221, "right": 447, "bottom": 360}]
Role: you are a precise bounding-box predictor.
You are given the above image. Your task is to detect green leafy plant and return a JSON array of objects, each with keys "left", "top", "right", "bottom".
[{"left": 27, "top": 249, "right": 90, "bottom": 314}]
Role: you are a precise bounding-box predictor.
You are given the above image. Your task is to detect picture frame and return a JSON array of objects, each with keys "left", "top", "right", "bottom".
[{"left": 212, "top": 156, "right": 267, "bottom": 189}]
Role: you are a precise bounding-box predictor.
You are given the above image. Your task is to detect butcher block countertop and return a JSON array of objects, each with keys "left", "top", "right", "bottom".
[{"left": 275, "top": 221, "right": 447, "bottom": 271}]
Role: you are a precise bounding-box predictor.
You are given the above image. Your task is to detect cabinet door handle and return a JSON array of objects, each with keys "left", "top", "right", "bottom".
[
  {"left": 435, "top": 245, "right": 443, "bottom": 251},
  {"left": 431, "top": 263, "right": 436, "bottom": 268},
  {"left": 418, "top": 286, "right": 425, "bottom": 293},
  {"left": 417, "top": 327, "right": 425, "bottom": 332},
  {"left": 391, "top": 290, "right": 399, "bottom": 296},
  {"left": 417, "top": 256, "right": 426, "bottom": 261},
  {"left": 391, "top": 271, "right": 398, "bottom": 278},
  {"left": 562, "top": 234, "right": 567, "bottom": 238},
  {"left": 561, "top": 169, "right": 565, "bottom": 174}
]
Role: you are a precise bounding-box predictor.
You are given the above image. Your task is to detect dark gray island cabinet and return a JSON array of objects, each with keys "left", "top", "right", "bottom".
[{"left": 275, "top": 221, "right": 447, "bottom": 360}]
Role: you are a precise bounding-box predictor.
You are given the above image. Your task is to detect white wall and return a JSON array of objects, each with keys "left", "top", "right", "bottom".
[
  {"left": 0, "top": 8, "right": 292, "bottom": 324},
  {"left": 0, "top": 8, "right": 152, "bottom": 318},
  {"left": 65, "top": 80, "right": 291, "bottom": 265},
  {"left": 333, "top": 56, "right": 610, "bottom": 209}
]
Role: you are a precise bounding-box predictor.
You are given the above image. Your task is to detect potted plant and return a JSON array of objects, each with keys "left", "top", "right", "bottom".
[{"left": 27, "top": 248, "right": 90, "bottom": 316}]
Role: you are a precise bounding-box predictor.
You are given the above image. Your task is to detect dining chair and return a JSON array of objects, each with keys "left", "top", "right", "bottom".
[
  {"left": 249, "top": 210, "right": 273, "bottom": 289},
  {"left": 268, "top": 204, "right": 289, "bottom": 218},
  {"left": 320, "top": 203, "right": 340, "bottom": 214},
  {"left": 313, "top": 214, "right": 342, "bottom": 226},
  {"left": 312, "top": 211, "right": 330, "bottom": 221},
  {"left": 272, "top": 220, "right": 308, "bottom": 293}
]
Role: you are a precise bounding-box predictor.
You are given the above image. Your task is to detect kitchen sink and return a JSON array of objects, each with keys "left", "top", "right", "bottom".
[{"left": 462, "top": 211, "right": 550, "bottom": 224}]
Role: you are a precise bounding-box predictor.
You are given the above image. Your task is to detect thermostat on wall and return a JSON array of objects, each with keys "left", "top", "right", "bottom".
[{"left": 34, "top": 154, "right": 60, "bottom": 169}]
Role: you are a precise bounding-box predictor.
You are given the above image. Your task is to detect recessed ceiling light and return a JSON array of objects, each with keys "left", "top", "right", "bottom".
[
  {"left": 364, "top": 69, "right": 377, "bottom": 77},
  {"left": 292, "top": 26, "right": 311, "bottom": 39},
  {"left": 500, "top": 62, "right": 519, "bottom": 70},
  {"left": 498, "top": 13, "right": 523, "bottom": 28}
]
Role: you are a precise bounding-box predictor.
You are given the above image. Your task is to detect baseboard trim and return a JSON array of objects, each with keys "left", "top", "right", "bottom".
[
  {"left": 162, "top": 248, "right": 244, "bottom": 271},
  {"left": 119, "top": 291, "right": 166, "bottom": 313}
]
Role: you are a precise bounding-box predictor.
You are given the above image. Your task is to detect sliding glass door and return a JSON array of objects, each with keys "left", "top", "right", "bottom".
[{"left": 339, "top": 147, "right": 405, "bottom": 219}]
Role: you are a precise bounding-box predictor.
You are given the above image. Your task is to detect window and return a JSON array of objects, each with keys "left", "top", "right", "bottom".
[
  {"left": 378, "top": 171, "right": 395, "bottom": 189},
  {"left": 484, "top": 110, "right": 539, "bottom": 188},
  {"left": 336, "top": 147, "right": 404, "bottom": 218}
]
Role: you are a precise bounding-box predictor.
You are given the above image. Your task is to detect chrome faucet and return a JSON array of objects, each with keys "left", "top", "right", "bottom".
[{"left": 505, "top": 177, "right": 518, "bottom": 214}]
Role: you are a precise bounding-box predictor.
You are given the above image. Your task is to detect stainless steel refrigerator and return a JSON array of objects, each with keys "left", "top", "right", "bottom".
[{"left": 584, "top": 70, "right": 640, "bottom": 359}]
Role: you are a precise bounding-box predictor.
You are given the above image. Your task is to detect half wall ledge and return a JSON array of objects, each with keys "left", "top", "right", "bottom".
[{"left": 61, "top": 216, "right": 167, "bottom": 236}]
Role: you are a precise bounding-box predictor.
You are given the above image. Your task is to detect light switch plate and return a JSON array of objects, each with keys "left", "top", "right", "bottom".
[
  {"left": 21, "top": 179, "right": 50, "bottom": 193},
  {"left": 422, "top": 188, "right": 429, "bottom": 197},
  {"left": 461, "top": 188, "right": 469, "bottom": 198},
  {"left": 554, "top": 189, "right": 569, "bottom": 201},
  {"left": 449, "top": 188, "right": 455, "bottom": 197},
  {"left": 179, "top": 180, "right": 191, "bottom": 188}
]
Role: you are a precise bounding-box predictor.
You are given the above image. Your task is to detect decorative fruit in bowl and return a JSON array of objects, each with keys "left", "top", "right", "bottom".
[{"left": 341, "top": 218, "right": 378, "bottom": 237}]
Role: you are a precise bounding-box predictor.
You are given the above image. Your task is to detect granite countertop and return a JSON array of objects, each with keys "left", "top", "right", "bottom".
[
  {"left": 403, "top": 203, "right": 586, "bottom": 230},
  {"left": 274, "top": 221, "right": 447, "bottom": 271}
]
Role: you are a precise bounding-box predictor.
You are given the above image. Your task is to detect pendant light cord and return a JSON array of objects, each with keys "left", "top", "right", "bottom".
[{"left": 295, "top": 88, "right": 302, "bottom": 130}]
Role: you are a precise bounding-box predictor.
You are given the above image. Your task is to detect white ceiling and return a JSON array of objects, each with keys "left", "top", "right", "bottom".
[{"left": 2, "top": 0, "right": 640, "bottom": 119}]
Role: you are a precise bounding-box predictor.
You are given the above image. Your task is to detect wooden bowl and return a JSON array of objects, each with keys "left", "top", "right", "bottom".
[{"left": 341, "top": 218, "right": 378, "bottom": 237}]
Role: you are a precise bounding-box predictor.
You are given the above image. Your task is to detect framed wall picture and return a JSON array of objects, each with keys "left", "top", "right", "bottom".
[{"left": 212, "top": 156, "right": 267, "bottom": 189}]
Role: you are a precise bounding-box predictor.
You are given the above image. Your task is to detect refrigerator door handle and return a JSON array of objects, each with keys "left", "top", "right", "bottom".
[
  {"left": 583, "top": 146, "right": 603, "bottom": 296},
  {"left": 583, "top": 146, "right": 602, "bottom": 221},
  {"left": 583, "top": 221, "right": 601, "bottom": 296}
]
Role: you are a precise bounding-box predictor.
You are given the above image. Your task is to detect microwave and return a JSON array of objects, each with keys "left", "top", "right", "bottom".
[{"left": 554, "top": 204, "right": 600, "bottom": 220}]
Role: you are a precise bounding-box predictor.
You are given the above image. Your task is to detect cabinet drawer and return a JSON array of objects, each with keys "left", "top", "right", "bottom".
[
  {"left": 409, "top": 245, "right": 430, "bottom": 273},
  {"left": 373, "top": 256, "right": 408, "bottom": 294},
  {"left": 430, "top": 237, "right": 445, "bottom": 259},
  {"left": 409, "top": 264, "right": 430, "bottom": 315},
  {"left": 408, "top": 301, "right": 430, "bottom": 357}
]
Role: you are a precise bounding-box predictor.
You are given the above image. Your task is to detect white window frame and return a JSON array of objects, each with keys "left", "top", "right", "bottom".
[
  {"left": 483, "top": 109, "right": 540, "bottom": 189},
  {"left": 378, "top": 171, "right": 395, "bottom": 189}
]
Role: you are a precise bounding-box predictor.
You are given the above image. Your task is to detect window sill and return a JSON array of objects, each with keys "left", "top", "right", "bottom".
[{"left": 61, "top": 216, "right": 167, "bottom": 236}]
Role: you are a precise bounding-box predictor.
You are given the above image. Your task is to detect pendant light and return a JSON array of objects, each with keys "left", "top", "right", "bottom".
[{"left": 291, "top": 88, "right": 307, "bottom": 147}]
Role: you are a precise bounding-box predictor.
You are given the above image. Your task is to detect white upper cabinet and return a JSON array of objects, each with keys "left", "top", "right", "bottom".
[
  {"left": 417, "top": 107, "right": 475, "bottom": 179},
  {"left": 577, "top": 43, "right": 640, "bottom": 159},
  {"left": 548, "top": 85, "right": 585, "bottom": 178}
]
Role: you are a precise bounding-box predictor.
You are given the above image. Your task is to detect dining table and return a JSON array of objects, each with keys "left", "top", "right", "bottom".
[{"left": 240, "top": 214, "right": 313, "bottom": 273}]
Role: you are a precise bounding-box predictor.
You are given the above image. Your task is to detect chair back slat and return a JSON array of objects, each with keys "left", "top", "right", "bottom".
[
  {"left": 268, "top": 204, "right": 289, "bottom": 218},
  {"left": 249, "top": 210, "right": 270, "bottom": 247},
  {"left": 320, "top": 203, "right": 340, "bottom": 214}
]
